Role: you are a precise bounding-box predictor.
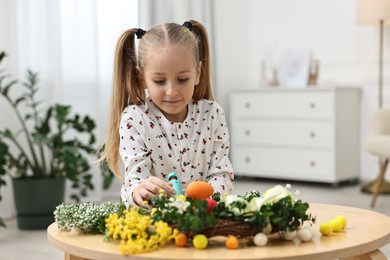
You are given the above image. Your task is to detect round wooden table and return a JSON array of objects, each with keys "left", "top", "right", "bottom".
[{"left": 47, "top": 203, "right": 390, "bottom": 260}]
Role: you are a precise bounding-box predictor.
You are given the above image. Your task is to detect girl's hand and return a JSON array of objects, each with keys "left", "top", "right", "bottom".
[{"left": 132, "top": 176, "right": 176, "bottom": 208}]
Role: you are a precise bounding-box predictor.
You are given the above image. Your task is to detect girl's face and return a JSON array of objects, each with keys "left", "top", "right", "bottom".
[{"left": 141, "top": 45, "right": 201, "bottom": 122}]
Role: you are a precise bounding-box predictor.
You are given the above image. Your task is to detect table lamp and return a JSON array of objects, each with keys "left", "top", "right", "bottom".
[{"left": 357, "top": 0, "right": 390, "bottom": 193}]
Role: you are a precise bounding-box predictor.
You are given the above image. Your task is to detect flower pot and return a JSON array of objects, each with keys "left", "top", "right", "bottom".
[{"left": 12, "top": 177, "right": 65, "bottom": 230}]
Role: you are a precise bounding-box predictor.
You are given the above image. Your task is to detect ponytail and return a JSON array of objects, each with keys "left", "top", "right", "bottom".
[
  {"left": 100, "top": 28, "right": 144, "bottom": 177},
  {"left": 189, "top": 20, "right": 214, "bottom": 101}
]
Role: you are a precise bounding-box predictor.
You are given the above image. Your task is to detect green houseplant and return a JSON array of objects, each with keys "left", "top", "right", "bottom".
[{"left": 0, "top": 51, "right": 113, "bottom": 229}]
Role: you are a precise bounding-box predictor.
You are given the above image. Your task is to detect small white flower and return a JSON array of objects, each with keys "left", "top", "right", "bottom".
[
  {"left": 169, "top": 198, "right": 191, "bottom": 214},
  {"left": 183, "top": 201, "right": 190, "bottom": 212},
  {"left": 245, "top": 197, "right": 259, "bottom": 212},
  {"left": 224, "top": 195, "right": 248, "bottom": 215}
]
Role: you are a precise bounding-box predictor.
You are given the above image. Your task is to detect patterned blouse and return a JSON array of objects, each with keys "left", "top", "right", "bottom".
[{"left": 119, "top": 97, "right": 234, "bottom": 207}]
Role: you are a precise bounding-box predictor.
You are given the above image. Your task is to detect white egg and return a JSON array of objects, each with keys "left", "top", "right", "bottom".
[
  {"left": 253, "top": 233, "right": 268, "bottom": 246},
  {"left": 297, "top": 228, "right": 312, "bottom": 242},
  {"left": 282, "top": 230, "right": 297, "bottom": 240}
]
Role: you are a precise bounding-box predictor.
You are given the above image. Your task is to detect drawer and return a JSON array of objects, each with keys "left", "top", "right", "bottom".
[
  {"left": 232, "top": 146, "right": 333, "bottom": 180},
  {"left": 231, "top": 119, "right": 333, "bottom": 148},
  {"left": 230, "top": 91, "right": 333, "bottom": 119}
]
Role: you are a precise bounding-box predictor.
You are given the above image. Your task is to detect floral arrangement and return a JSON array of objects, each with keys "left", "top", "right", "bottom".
[
  {"left": 149, "top": 184, "right": 315, "bottom": 238},
  {"left": 54, "top": 184, "right": 316, "bottom": 254}
]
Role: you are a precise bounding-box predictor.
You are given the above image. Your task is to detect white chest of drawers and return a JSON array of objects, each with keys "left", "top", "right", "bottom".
[{"left": 229, "top": 87, "right": 361, "bottom": 184}]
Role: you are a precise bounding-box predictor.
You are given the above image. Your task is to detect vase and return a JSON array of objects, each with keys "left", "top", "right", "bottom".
[{"left": 12, "top": 177, "right": 65, "bottom": 230}]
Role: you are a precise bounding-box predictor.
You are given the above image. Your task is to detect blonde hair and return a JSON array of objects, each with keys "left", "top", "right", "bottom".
[{"left": 100, "top": 20, "right": 214, "bottom": 177}]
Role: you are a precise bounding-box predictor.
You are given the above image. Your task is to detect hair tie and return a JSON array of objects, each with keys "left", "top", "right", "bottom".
[
  {"left": 136, "top": 28, "right": 146, "bottom": 39},
  {"left": 182, "top": 21, "right": 192, "bottom": 31}
]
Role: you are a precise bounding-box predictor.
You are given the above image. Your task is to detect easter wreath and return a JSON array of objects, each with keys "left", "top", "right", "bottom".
[
  {"left": 54, "top": 184, "right": 316, "bottom": 254},
  {"left": 149, "top": 186, "right": 314, "bottom": 238}
]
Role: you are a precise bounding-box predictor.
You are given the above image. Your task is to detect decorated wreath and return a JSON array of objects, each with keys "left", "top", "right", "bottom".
[{"left": 54, "top": 183, "right": 317, "bottom": 254}]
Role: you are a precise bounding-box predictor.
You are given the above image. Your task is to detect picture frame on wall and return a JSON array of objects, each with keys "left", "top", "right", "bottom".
[{"left": 280, "top": 49, "right": 312, "bottom": 87}]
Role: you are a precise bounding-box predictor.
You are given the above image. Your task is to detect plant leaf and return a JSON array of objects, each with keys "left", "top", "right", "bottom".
[{"left": 1, "top": 79, "right": 17, "bottom": 96}]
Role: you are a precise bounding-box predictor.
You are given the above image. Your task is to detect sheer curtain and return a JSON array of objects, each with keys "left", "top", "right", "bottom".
[
  {"left": 0, "top": 0, "right": 217, "bottom": 219},
  {"left": 0, "top": 0, "right": 138, "bottom": 218}
]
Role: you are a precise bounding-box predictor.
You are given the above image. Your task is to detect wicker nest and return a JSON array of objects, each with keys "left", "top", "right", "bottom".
[{"left": 177, "top": 219, "right": 266, "bottom": 238}]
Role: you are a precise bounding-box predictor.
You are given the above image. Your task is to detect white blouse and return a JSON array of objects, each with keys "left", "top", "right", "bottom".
[{"left": 119, "top": 97, "right": 234, "bottom": 207}]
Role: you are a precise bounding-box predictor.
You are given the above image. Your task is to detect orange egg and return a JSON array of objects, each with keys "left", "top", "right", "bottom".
[{"left": 185, "top": 181, "right": 214, "bottom": 199}]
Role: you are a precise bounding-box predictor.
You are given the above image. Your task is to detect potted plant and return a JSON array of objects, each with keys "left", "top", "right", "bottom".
[{"left": 0, "top": 51, "right": 113, "bottom": 229}]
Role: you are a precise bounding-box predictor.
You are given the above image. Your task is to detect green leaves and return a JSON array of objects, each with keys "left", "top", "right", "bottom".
[
  {"left": 0, "top": 79, "right": 17, "bottom": 98},
  {"left": 0, "top": 50, "right": 115, "bottom": 206},
  {"left": 53, "top": 104, "right": 71, "bottom": 125},
  {"left": 0, "top": 51, "right": 6, "bottom": 62},
  {"left": 0, "top": 141, "right": 9, "bottom": 194},
  {"left": 151, "top": 196, "right": 216, "bottom": 233},
  {"left": 0, "top": 139, "right": 9, "bottom": 227},
  {"left": 258, "top": 197, "right": 315, "bottom": 232},
  {"left": 149, "top": 191, "right": 316, "bottom": 236}
]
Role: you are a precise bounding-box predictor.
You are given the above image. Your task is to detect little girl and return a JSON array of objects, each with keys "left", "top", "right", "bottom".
[{"left": 102, "top": 20, "right": 234, "bottom": 208}]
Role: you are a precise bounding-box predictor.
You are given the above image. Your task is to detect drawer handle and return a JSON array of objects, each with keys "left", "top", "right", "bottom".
[
  {"left": 245, "top": 157, "right": 251, "bottom": 163},
  {"left": 245, "top": 129, "right": 251, "bottom": 136},
  {"left": 245, "top": 102, "right": 251, "bottom": 109},
  {"left": 310, "top": 132, "right": 316, "bottom": 138},
  {"left": 310, "top": 161, "right": 316, "bottom": 167},
  {"left": 310, "top": 103, "right": 316, "bottom": 109}
]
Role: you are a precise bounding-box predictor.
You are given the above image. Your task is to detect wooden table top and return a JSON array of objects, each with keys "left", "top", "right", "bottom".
[{"left": 47, "top": 203, "right": 390, "bottom": 260}]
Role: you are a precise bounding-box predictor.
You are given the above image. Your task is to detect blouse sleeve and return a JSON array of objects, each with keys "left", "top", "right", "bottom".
[
  {"left": 119, "top": 108, "right": 152, "bottom": 208},
  {"left": 206, "top": 105, "right": 234, "bottom": 196}
]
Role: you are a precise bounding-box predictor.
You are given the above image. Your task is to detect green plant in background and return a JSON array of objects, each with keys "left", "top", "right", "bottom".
[{"left": 0, "top": 51, "right": 114, "bottom": 227}]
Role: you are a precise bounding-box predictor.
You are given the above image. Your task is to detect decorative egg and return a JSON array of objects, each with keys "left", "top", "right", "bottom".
[
  {"left": 185, "top": 181, "right": 214, "bottom": 199},
  {"left": 297, "top": 227, "right": 312, "bottom": 242},
  {"left": 253, "top": 233, "right": 268, "bottom": 246},
  {"left": 204, "top": 198, "right": 218, "bottom": 213}
]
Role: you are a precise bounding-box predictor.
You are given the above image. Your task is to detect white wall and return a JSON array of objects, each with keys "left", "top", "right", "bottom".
[{"left": 212, "top": 0, "right": 390, "bottom": 182}]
